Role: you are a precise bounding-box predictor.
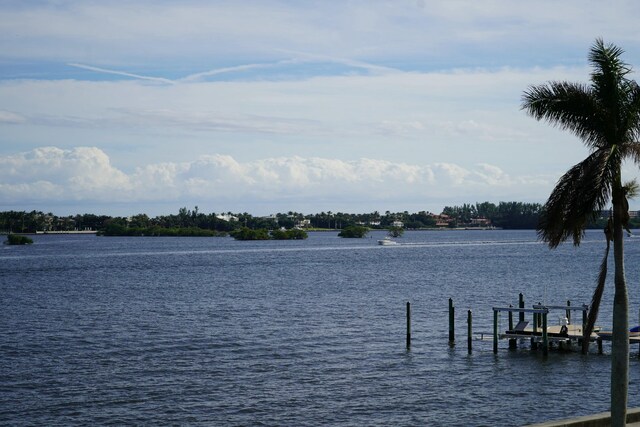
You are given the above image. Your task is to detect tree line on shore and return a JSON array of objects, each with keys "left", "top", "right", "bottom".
[{"left": 0, "top": 201, "right": 633, "bottom": 236}]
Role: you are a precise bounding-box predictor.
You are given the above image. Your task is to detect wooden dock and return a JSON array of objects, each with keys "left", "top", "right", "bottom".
[
  {"left": 502, "top": 323, "right": 590, "bottom": 342},
  {"left": 491, "top": 300, "right": 640, "bottom": 354},
  {"left": 492, "top": 304, "right": 591, "bottom": 355},
  {"left": 446, "top": 294, "right": 640, "bottom": 355}
]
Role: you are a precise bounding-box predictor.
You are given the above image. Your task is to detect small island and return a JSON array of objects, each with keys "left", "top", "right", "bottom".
[
  {"left": 5, "top": 234, "right": 34, "bottom": 245},
  {"left": 338, "top": 225, "right": 369, "bottom": 238},
  {"left": 230, "top": 227, "right": 308, "bottom": 240},
  {"left": 99, "top": 223, "right": 228, "bottom": 237}
]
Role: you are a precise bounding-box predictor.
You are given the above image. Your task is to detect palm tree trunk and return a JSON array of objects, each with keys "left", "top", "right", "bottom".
[
  {"left": 610, "top": 184, "right": 629, "bottom": 427},
  {"left": 582, "top": 239, "right": 609, "bottom": 354}
]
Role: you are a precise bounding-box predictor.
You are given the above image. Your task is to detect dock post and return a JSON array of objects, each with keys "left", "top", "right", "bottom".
[
  {"left": 493, "top": 309, "right": 498, "bottom": 354},
  {"left": 406, "top": 301, "right": 411, "bottom": 349},
  {"left": 531, "top": 310, "right": 538, "bottom": 350},
  {"left": 542, "top": 310, "right": 548, "bottom": 356},
  {"left": 449, "top": 298, "right": 455, "bottom": 345},
  {"left": 597, "top": 336, "right": 603, "bottom": 354},
  {"left": 518, "top": 293, "right": 524, "bottom": 323},
  {"left": 467, "top": 310, "right": 472, "bottom": 354},
  {"left": 566, "top": 300, "right": 571, "bottom": 324},
  {"left": 537, "top": 303, "right": 542, "bottom": 328},
  {"left": 582, "top": 305, "right": 588, "bottom": 332},
  {"left": 508, "top": 305, "right": 513, "bottom": 330},
  {"left": 508, "top": 305, "right": 516, "bottom": 349}
]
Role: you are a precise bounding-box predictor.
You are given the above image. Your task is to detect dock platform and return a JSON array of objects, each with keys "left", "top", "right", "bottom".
[{"left": 493, "top": 303, "right": 640, "bottom": 354}]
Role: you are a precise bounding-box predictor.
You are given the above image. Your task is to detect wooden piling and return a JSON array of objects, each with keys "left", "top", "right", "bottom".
[
  {"left": 449, "top": 298, "right": 455, "bottom": 345},
  {"left": 493, "top": 309, "right": 498, "bottom": 354},
  {"left": 531, "top": 310, "right": 538, "bottom": 350},
  {"left": 566, "top": 300, "right": 571, "bottom": 324},
  {"left": 597, "top": 336, "right": 603, "bottom": 354},
  {"left": 508, "top": 305, "right": 513, "bottom": 330},
  {"left": 406, "top": 301, "right": 411, "bottom": 349},
  {"left": 518, "top": 293, "right": 524, "bottom": 323},
  {"left": 508, "top": 304, "right": 516, "bottom": 349},
  {"left": 467, "top": 310, "right": 472, "bottom": 354},
  {"left": 542, "top": 311, "right": 549, "bottom": 356},
  {"left": 537, "top": 303, "right": 542, "bottom": 327}
]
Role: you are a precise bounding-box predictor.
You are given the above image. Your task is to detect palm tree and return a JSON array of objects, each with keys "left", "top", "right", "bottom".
[
  {"left": 583, "top": 181, "right": 637, "bottom": 357},
  {"left": 522, "top": 39, "right": 640, "bottom": 427}
]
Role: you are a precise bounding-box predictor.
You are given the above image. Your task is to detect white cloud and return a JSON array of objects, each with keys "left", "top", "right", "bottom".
[
  {"left": 0, "top": 146, "right": 555, "bottom": 214},
  {"left": 432, "top": 163, "right": 470, "bottom": 186},
  {"left": 0, "top": 146, "right": 130, "bottom": 200},
  {"left": 473, "top": 163, "right": 510, "bottom": 186},
  {"left": 2, "top": 1, "right": 639, "bottom": 215}
]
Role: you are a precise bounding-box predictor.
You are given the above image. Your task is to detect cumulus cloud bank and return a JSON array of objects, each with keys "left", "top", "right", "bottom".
[{"left": 0, "top": 147, "right": 554, "bottom": 213}]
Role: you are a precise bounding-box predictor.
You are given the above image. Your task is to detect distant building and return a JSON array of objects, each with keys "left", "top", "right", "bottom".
[
  {"left": 357, "top": 220, "right": 381, "bottom": 226},
  {"left": 392, "top": 220, "right": 404, "bottom": 228},
  {"left": 216, "top": 214, "right": 239, "bottom": 222},
  {"left": 296, "top": 219, "right": 311, "bottom": 228},
  {"left": 469, "top": 217, "right": 491, "bottom": 227},
  {"left": 433, "top": 214, "right": 452, "bottom": 228}
]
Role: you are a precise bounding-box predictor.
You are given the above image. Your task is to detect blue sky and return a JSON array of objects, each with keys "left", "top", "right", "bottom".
[{"left": 1, "top": 0, "right": 640, "bottom": 216}]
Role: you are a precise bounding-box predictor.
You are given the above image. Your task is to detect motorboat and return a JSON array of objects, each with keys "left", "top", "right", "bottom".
[{"left": 377, "top": 237, "right": 398, "bottom": 246}]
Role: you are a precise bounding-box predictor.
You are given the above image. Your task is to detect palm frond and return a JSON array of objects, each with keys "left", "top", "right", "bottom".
[
  {"left": 589, "top": 38, "right": 631, "bottom": 95},
  {"left": 589, "top": 39, "right": 635, "bottom": 144},
  {"left": 521, "top": 82, "right": 606, "bottom": 150},
  {"left": 621, "top": 81, "right": 640, "bottom": 146},
  {"left": 538, "top": 148, "right": 618, "bottom": 247}
]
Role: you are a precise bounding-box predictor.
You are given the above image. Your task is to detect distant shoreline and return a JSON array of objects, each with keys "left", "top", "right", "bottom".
[
  {"left": 35, "top": 230, "right": 98, "bottom": 235},
  {"left": 3, "top": 227, "right": 506, "bottom": 236}
]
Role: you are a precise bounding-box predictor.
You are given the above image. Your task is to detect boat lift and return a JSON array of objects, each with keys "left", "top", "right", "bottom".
[{"left": 492, "top": 303, "right": 590, "bottom": 356}]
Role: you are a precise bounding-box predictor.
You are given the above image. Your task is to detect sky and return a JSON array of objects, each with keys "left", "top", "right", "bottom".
[{"left": 1, "top": 0, "right": 640, "bottom": 217}]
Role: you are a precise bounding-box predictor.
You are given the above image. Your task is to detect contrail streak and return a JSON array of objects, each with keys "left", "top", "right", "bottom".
[{"left": 68, "top": 63, "right": 175, "bottom": 84}]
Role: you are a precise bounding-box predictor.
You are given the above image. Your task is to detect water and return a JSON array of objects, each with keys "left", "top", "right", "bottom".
[{"left": 1, "top": 230, "right": 640, "bottom": 426}]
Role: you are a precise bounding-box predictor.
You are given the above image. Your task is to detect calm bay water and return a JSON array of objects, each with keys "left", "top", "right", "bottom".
[{"left": 2, "top": 230, "right": 640, "bottom": 426}]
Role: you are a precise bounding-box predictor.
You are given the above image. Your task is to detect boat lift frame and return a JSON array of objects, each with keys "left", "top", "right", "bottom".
[{"left": 492, "top": 304, "right": 589, "bottom": 356}]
